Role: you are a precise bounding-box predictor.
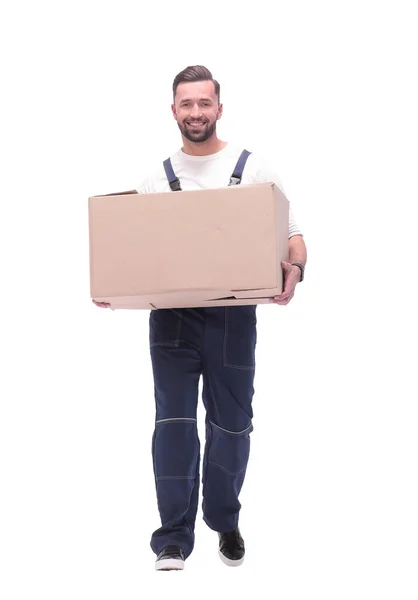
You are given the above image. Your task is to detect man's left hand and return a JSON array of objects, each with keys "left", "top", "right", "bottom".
[{"left": 269, "top": 261, "right": 301, "bottom": 305}]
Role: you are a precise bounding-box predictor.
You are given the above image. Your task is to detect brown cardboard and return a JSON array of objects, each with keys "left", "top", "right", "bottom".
[{"left": 88, "top": 182, "right": 289, "bottom": 309}]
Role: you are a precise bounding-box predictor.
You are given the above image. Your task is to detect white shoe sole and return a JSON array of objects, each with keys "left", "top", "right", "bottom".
[
  {"left": 218, "top": 550, "right": 245, "bottom": 567},
  {"left": 155, "top": 558, "right": 185, "bottom": 571}
]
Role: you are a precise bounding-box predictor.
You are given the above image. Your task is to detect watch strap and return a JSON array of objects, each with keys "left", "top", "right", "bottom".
[{"left": 291, "top": 262, "right": 304, "bottom": 281}]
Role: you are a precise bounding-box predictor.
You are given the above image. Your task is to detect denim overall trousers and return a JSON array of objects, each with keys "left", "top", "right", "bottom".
[{"left": 149, "top": 150, "right": 257, "bottom": 558}]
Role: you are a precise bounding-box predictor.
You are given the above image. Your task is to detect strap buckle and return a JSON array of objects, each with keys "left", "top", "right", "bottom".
[{"left": 169, "top": 179, "right": 182, "bottom": 192}]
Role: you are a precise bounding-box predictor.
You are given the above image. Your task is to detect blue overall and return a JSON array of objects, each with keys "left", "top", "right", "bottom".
[{"left": 149, "top": 150, "right": 257, "bottom": 558}]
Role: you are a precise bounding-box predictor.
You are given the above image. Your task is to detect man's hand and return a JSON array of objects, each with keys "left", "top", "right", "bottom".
[
  {"left": 269, "top": 261, "right": 301, "bottom": 305},
  {"left": 92, "top": 299, "right": 112, "bottom": 309}
]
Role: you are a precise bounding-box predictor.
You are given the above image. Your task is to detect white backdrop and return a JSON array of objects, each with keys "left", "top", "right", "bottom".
[{"left": 1, "top": 1, "right": 417, "bottom": 598}]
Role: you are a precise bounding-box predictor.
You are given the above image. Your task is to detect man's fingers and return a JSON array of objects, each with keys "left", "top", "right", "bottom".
[
  {"left": 92, "top": 299, "right": 111, "bottom": 308},
  {"left": 270, "top": 292, "right": 294, "bottom": 305}
]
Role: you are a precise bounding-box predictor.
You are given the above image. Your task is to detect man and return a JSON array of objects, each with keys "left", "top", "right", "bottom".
[{"left": 93, "top": 65, "right": 307, "bottom": 571}]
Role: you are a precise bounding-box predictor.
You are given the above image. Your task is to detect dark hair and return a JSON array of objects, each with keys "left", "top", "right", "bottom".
[{"left": 172, "top": 65, "right": 220, "bottom": 102}]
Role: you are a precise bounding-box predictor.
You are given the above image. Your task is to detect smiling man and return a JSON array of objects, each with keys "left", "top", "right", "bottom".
[{"left": 93, "top": 65, "right": 307, "bottom": 570}]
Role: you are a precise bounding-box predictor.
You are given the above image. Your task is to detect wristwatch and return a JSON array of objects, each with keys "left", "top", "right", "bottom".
[{"left": 292, "top": 262, "right": 305, "bottom": 282}]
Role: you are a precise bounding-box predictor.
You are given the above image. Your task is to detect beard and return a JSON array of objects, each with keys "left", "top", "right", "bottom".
[{"left": 178, "top": 118, "right": 217, "bottom": 143}]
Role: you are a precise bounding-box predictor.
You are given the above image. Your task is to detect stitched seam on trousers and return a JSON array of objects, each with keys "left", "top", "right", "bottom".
[
  {"left": 209, "top": 420, "right": 252, "bottom": 435},
  {"left": 208, "top": 460, "right": 247, "bottom": 477},
  {"left": 156, "top": 418, "right": 197, "bottom": 424},
  {"left": 223, "top": 362, "right": 256, "bottom": 370},
  {"left": 202, "top": 420, "right": 213, "bottom": 494},
  {"left": 223, "top": 307, "right": 228, "bottom": 366},
  {"left": 150, "top": 340, "right": 180, "bottom": 348},
  {"left": 156, "top": 476, "right": 195, "bottom": 480},
  {"left": 187, "top": 450, "right": 200, "bottom": 540}
]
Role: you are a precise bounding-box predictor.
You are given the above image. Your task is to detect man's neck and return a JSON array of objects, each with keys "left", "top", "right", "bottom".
[{"left": 181, "top": 136, "right": 228, "bottom": 156}]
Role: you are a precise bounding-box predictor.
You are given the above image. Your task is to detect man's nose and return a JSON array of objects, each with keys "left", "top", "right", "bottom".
[{"left": 189, "top": 103, "right": 202, "bottom": 117}]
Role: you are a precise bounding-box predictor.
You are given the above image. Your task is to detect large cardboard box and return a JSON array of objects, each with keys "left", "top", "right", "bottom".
[{"left": 88, "top": 182, "right": 289, "bottom": 309}]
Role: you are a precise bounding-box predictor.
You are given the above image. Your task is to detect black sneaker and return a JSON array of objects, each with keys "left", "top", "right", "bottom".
[
  {"left": 155, "top": 545, "right": 185, "bottom": 571},
  {"left": 218, "top": 527, "right": 245, "bottom": 566}
]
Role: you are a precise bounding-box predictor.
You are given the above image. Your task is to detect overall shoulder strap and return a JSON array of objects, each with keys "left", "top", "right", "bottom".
[
  {"left": 163, "top": 158, "right": 182, "bottom": 191},
  {"left": 229, "top": 149, "right": 252, "bottom": 185}
]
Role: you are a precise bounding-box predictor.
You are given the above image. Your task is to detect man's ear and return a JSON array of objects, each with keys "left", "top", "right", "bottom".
[
  {"left": 217, "top": 103, "right": 223, "bottom": 120},
  {"left": 171, "top": 103, "right": 177, "bottom": 120}
]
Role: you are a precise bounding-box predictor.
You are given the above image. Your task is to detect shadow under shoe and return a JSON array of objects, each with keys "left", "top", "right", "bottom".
[
  {"left": 155, "top": 545, "right": 185, "bottom": 571},
  {"left": 218, "top": 527, "right": 245, "bottom": 567}
]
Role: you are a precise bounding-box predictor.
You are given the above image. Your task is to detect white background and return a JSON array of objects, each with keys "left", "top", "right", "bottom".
[{"left": 1, "top": 0, "right": 417, "bottom": 598}]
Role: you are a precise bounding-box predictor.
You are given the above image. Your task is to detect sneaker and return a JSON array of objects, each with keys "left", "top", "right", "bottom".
[
  {"left": 155, "top": 545, "right": 185, "bottom": 571},
  {"left": 218, "top": 527, "right": 245, "bottom": 566}
]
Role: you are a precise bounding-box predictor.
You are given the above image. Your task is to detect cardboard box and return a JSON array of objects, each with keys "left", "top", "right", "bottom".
[{"left": 88, "top": 182, "right": 289, "bottom": 309}]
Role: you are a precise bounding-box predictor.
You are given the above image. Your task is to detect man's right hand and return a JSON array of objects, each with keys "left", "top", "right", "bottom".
[{"left": 92, "top": 299, "right": 112, "bottom": 308}]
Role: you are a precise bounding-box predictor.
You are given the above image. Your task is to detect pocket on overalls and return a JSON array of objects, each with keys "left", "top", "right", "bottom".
[
  {"left": 208, "top": 421, "right": 253, "bottom": 476},
  {"left": 223, "top": 306, "right": 257, "bottom": 370},
  {"left": 149, "top": 309, "right": 182, "bottom": 347}
]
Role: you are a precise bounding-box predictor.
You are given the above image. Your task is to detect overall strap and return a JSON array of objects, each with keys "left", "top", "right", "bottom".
[
  {"left": 164, "top": 148, "right": 252, "bottom": 191},
  {"left": 163, "top": 158, "right": 182, "bottom": 191},
  {"left": 228, "top": 149, "right": 252, "bottom": 185}
]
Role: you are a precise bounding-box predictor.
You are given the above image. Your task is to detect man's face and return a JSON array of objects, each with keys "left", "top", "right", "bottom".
[{"left": 172, "top": 80, "right": 223, "bottom": 143}]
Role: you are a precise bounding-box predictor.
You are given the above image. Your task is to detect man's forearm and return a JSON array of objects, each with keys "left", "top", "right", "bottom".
[{"left": 288, "top": 234, "right": 307, "bottom": 265}]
